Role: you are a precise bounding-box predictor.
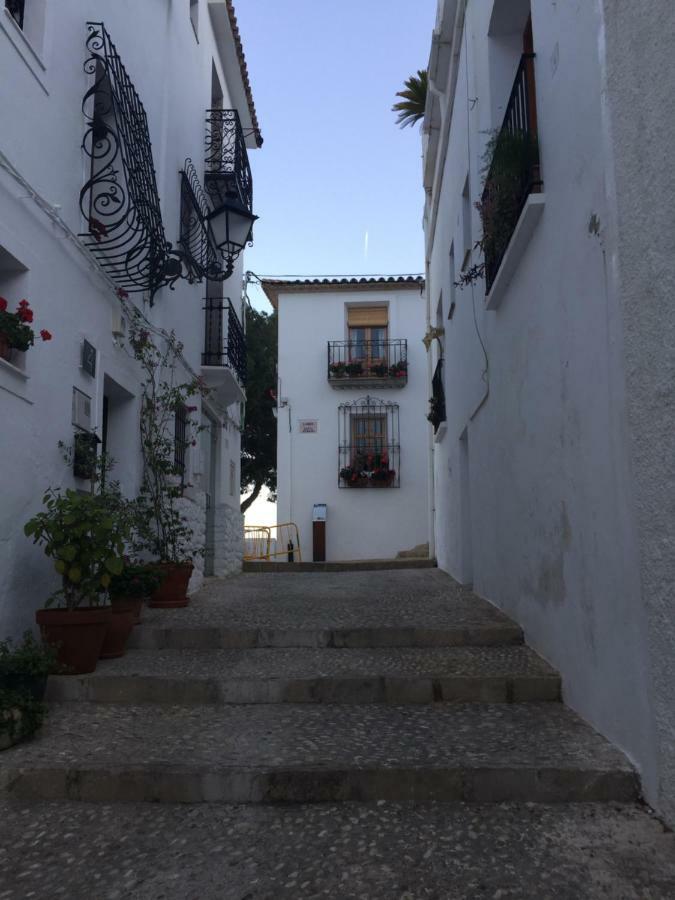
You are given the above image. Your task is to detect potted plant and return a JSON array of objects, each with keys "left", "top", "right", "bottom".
[
  {"left": 369, "top": 363, "right": 389, "bottom": 377},
  {"left": 109, "top": 564, "right": 163, "bottom": 626},
  {"left": 0, "top": 297, "right": 52, "bottom": 362},
  {"left": 0, "top": 687, "right": 46, "bottom": 751},
  {"left": 329, "top": 361, "right": 347, "bottom": 378},
  {"left": 389, "top": 360, "right": 407, "bottom": 378},
  {"left": 126, "top": 313, "right": 206, "bottom": 607},
  {"left": 0, "top": 631, "right": 59, "bottom": 701},
  {"left": 24, "top": 488, "right": 129, "bottom": 673},
  {"left": 345, "top": 362, "right": 364, "bottom": 377}
]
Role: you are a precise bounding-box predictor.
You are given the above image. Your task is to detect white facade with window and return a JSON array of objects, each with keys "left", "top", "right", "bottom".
[
  {"left": 0, "top": 0, "right": 261, "bottom": 636},
  {"left": 423, "top": 0, "right": 675, "bottom": 823},
  {"left": 264, "top": 278, "right": 429, "bottom": 563}
]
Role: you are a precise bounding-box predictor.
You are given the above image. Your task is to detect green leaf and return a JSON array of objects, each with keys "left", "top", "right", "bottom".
[
  {"left": 104, "top": 557, "right": 124, "bottom": 575},
  {"left": 60, "top": 545, "right": 78, "bottom": 562}
]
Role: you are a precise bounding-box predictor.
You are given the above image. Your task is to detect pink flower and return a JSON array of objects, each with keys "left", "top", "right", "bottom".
[
  {"left": 40, "top": 329, "right": 52, "bottom": 341},
  {"left": 186, "top": 405, "right": 198, "bottom": 412},
  {"left": 116, "top": 288, "right": 129, "bottom": 300}
]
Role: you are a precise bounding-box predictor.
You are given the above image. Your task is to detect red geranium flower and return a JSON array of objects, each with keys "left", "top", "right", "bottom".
[
  {"left": 0, "top": 297, "right": 7, "bottom": 312},
  {"left": 18, "top": 307, "right": 34, "bottom": 323},
  {"left": 18, "top": 299, "right": 29, "bottom": 308},
  {"left": 40, "top": 329, "right": 52, "bottom": 341}
]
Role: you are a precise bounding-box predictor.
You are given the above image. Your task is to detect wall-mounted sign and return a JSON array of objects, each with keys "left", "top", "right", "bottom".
[
  {"left": 298, "top": 419, "right": 318, "bottom": 434},
  {"left": 81, "top": 339, "right": 96, "bottom": 377}
]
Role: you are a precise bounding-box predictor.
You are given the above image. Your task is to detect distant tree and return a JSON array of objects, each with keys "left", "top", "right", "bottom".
[
  {"left": 241, "top": 306, "right": 277, "bottom": 514},
  {"left": 392, "top": 69, "right": 428, "bottom": 128}
]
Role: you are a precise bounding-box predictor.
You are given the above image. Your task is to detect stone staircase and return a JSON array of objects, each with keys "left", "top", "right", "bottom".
[{"left": 0, "top": 568, "right": 637, "bottom": 805}]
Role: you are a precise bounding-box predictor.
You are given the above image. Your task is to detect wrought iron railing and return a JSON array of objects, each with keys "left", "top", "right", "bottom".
[
  {"left": 179, "top": 158, "right": 220, "bottom": 282},
  {"left": 205, "top": 109, "right": 253, "bottom": 213},
  {"left": 482, "top": 53, "right": 542, "bottom": 293},
  {"left": 202, "top": 299, "right": 247, "bottom": 383},
  {"left": 79, "top": 23, "right": 181, "bottom": 300},
  {"left": 328, "top": 340, "right": 408, "bottom": 384},
  {"left": 338, "top": 396, "right": 400, "bottom": 488},
  {"left": 428, "top": 358, "right": 446, "bottom": 434},
  {"left": 5, "top": 0, "right": 24, "bottom": 28}
]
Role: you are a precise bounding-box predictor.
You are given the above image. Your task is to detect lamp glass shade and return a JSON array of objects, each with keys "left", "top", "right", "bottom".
[{"left": 207, "top": 202, "right": 257, "bottom": 256}]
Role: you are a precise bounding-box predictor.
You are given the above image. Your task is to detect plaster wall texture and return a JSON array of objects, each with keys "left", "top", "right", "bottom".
[
  {"left": 0, "top": 0, "right": 250, "bottom": 636},
  {"left": 424, "top": 0, "right": 667, "bottom": 816},
  {"left": 599, "top": 0, "right": 675, "bottom": 824},
  {"left": 276, "top": 286, "right": 429, "bottom": 562}
]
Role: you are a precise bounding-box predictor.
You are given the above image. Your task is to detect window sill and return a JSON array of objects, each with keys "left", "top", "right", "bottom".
[
  {"left": 485, "top": 193, "right": 546, "bottom": 311},
  {"left": 0, "top": 9, "right": 48, "bottom": 95},
  {"left": 434, "top": 422, "right": 447, "bottom": 443}
]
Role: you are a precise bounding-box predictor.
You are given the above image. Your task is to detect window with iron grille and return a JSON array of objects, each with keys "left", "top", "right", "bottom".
[
  {"left": 174, "top": 404, "right": 188, "bottom": 481},
  {"left": 338, "top": 396, "right": 400, "bottom": 488},
  {"left": 5, "top": 0, "right": 25, "bottom": 29}
]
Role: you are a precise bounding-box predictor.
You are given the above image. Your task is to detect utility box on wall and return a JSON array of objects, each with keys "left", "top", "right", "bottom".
[{"left": 312, "top": 503, "right": 327, "bottom": 562}]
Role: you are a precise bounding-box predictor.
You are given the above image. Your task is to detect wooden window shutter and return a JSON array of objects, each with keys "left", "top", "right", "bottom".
[{"left": 347, "top": 306, "right": 388, "bottom": 327}]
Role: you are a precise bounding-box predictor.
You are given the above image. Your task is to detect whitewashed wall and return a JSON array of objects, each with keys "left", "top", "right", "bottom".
[
  {"left": 424, "top": 0, "right": 675, "bottom": 822},
  {"left": 276, "top": 286, "right": 429, "bottom": 562},
  {"left": 0, "top": 0, "right": 251, "bottom": 636}
]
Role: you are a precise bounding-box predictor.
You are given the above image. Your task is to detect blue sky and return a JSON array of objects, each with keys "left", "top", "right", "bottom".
[{"left": 236, "top": 1, "right": 436, "bottom": 311}]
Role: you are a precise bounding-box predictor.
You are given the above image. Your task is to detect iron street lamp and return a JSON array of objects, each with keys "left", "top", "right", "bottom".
[{"left": 207, "top": 200, "right": 258, "bottom": 278}]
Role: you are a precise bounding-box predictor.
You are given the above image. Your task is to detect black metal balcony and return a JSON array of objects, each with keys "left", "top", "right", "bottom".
[
  {"left": 328, "top": 340, "right": 408, "bottom": 388},
  {"left": 202, "top": 299, "right": 246, "bottom": 384},
  {"left": 482, "top": 53, "right": 542, "bottom": 293},
  {"left": 205, "top": 109, "right": 253, "bottom": 213},
  {"left": 79, "top": 23, "right": 180, "bottom": 300},
  {"left": 428, "top": 358, "right": 446, "bottom": 434},
  {"left": 5, "top": 0, "right": 24, "bottom": 28}
]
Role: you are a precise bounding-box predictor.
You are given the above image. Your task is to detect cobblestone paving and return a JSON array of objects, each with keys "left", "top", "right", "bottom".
[
  {"left": 80, "top": 646, "right": 556, "bottom": 679},
  {"left": 0, "top": 703, "right": 631, "bottom": 771},
  {"left": 141, "top": 570, "right": 510, "bottom": 630},
  {"left": 0, "top": 799, "right": 674, "bottom": 899}
]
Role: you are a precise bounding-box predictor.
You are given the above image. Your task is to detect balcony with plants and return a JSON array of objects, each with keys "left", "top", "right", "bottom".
[{"left": 328, "top": 339, "right": 408, "bottom": 389}]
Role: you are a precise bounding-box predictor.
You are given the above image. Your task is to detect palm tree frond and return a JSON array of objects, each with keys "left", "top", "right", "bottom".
[{"left": 392, "top": 69, "right": 428, "bottom": 129}]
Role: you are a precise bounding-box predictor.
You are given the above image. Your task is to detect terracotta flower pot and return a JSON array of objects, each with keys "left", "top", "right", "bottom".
[
  {"left": 112, "top": 594, "right": 144, "bottom": 625},
  {"left": 99, "top": 598, "right": 136, "bottom": 659},
  {"left": 36, "top": 606, "right": 112, "bottom": 675},
  {"left": 149, "top": 562, "right": 193, "bottom": 608}
]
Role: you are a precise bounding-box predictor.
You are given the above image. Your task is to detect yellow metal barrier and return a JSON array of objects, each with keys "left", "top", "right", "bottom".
[{"left": 244, "top": 522, "right": 302, "bottom": 562}]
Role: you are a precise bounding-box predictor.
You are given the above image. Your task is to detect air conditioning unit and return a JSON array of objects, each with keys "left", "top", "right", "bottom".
[
  {"left": 111, "top": 310, "right": 126, "bottom": 338},
  {"left": 72, "top": 387, "right": 93, "bottom": 432}
]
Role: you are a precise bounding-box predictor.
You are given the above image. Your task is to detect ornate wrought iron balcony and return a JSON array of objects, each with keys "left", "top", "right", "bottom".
[
  {"left": 205, "top": 109, "right": 253, "bottom": 213},
  {"left": 482, "top": 53, "right": 542, "bottom": 293},
  {"left": 203, "top": 299, "right": 246, "bottom": 384},
  {"left": 79, "top": 23, "right": 181, "bottom": 300},
  {"left": 428, "top": 358, "right": 446, "bottom": 434},
  {"left": 328, "top": 340, "right": 408, "bottom": 389},
  {"left": 5, "top": 0, "right": 24, "bottom": 28}
]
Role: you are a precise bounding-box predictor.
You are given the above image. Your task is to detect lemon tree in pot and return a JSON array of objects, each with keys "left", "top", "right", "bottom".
[
  {"left": 127, "top": 313, "right": 206, "bottom": 608},
  {"left": 24, "top": 488, "right": 128, "bottom": 674}
]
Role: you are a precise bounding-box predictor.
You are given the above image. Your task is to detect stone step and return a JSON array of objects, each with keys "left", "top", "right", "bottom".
[
  {"left": 0, "top": 703, "right": 637, "bottom": 805},
  {"left": 47, "top": 647, "right": 560, "bottom": 705},
  {"left": 1, "top": 799, "right": 673, "bottom": 898},
  {"left": 129, "top": 622, "right": 524, "bottom": 650},
  {"left": 242, "top": 558, "right": 437, "bottom": 572}
]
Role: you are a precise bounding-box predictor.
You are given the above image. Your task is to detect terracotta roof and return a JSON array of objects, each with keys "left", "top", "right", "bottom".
[
  {"left": 225, "top": 0, "right": 262, "bottom": 147},
  {"left": 261, "top": 275, "right": 425, "bottom": 308}
]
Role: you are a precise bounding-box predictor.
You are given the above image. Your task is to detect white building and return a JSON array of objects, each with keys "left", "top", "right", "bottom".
[
  {"left": 0, "top": 0, "right": 262, "bottom": 636},
  {"left": 423, "top": 0, "right": 675, "bottom": 822},
  {"left": 262, "top": 277, "right": 429, "bottom": 562}
]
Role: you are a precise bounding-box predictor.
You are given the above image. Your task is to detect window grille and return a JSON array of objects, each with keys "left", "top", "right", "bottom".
[
  {"left": 338, "top": 396, "right": 400, "bottom": 488},
  {"left": 174, "top": 404, "right": 188, "bottom": 481}
]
